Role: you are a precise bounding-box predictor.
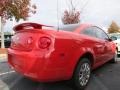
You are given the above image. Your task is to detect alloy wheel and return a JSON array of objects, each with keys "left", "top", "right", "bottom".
[{"left": 79, "top": 63, "right": 91, "bottom": 86}]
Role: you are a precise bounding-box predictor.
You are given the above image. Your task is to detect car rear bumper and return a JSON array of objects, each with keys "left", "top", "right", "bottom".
[{"left": 8, "top": 48, "right": 70, "bottom": 82}]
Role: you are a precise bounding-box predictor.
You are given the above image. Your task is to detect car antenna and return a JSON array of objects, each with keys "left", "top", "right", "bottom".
[{"left": 57, "top": 0, "right": 59, "bottom": 31}]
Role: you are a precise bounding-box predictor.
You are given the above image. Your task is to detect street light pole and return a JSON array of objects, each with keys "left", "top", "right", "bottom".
[{"left": 0, "top": 16, "right": 5, "bottom": 48}]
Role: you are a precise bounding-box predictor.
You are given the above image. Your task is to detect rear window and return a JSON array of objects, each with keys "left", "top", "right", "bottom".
[{"left": 55, "top": 24, "right": 80, "bottom": 32}]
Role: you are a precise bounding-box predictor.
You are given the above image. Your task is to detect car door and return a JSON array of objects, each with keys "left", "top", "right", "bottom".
[
  {"left": 94, "top": 27, "right": 113, "bottom": 62},
  {"left": 81, "top": 27, "right": 106, "bottom": 64}
]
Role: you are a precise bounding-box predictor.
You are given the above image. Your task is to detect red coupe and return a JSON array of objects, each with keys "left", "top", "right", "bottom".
[{"left": 8, "top": 23, "right": 116, "bottom": 89}]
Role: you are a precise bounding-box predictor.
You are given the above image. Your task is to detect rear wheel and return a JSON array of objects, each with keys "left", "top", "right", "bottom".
[{"left": 73, "top": 58, "right": 91, "bottom": 90}]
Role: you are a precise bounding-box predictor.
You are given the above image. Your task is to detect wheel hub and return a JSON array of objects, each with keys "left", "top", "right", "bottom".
[{"left": 79, "top": 63, "right": 90, "bottom": 86}]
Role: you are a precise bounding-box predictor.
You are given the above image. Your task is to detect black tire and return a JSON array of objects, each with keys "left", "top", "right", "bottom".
[{"left": 73, "top": 58, "right": 91, "bottom": 90}]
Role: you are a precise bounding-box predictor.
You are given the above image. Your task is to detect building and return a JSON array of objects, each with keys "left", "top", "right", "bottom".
[{"left": 0, "top": 32, "right": 13, "bottom": 48}]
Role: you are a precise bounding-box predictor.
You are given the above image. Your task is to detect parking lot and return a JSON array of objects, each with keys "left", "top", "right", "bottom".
[{"left": 0, "top": 57, "right": 120, "bottom": 90}]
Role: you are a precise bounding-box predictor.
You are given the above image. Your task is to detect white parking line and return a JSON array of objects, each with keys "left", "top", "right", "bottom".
[
  {"left": 0, "top": 71, "right": 15, "bottom": 76},
  {"left": 0, "top": 79, "right": 9, "bottom": 90},
  {"left": 0, "top": 70, "right": 23, "bottom": 89}
]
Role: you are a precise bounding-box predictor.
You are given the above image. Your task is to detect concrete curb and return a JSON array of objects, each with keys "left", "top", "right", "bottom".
[
  {"left": 0, "top": 54, "right": 7, "bottom": 62},
  {"left": 0, "top": 54, "right": 7, "bottom": 58}
]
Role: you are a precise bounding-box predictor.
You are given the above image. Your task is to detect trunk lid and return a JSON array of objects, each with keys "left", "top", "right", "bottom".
[{"left": 11, "top": 23, "right": 54, "bottom": 51}]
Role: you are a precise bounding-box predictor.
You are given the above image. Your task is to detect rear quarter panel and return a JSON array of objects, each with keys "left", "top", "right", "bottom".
[{"left": 51, "top": 31, "right": 95, "bottom": 79}]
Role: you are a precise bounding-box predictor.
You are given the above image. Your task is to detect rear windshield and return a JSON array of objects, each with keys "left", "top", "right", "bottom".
[{"left": 55, "top": 24, "right": 80, "bottom": 32}]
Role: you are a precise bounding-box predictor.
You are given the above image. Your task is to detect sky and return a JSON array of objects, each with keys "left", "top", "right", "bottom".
[{"left": 3, "top": 0, "right": 120, "bottom": 32}]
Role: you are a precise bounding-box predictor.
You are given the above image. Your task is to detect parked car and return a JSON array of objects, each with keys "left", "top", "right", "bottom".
[
  {"left": 0, "top": 35, "right": 12, "bottom": 48},
  {"left": 8, "top": 23, "right": 116, "bottom": 90},
  {"left": 109, "top": 33, "right": 120, "bottom": 54}
]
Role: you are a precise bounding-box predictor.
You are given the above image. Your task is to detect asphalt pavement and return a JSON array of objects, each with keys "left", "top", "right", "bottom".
[{"left": 0, "top": 57, "right": 120, "bottom": 90}]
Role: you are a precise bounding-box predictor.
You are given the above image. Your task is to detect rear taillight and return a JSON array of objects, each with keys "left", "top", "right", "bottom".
[{"left": 38, "top": 37, "right": 51, "bottom": 49}]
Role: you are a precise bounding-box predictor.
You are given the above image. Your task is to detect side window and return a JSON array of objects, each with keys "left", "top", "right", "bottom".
[
  {"left": 94, "top": 27, "right": 109, "bottom": 40},
  {"left": 81, "top": 27, "right": 96, "bottom": 38},
  {"left": 81, "top": 26, "right": 109, "bottom": 40}
]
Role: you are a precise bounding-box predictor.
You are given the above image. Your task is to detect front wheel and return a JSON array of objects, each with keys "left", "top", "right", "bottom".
[
  {"left": 73, "top": 58, "right": 91, "bottom": 90},
  {"left": 110, "top": 51, "right": 117, "bottom": 63}
]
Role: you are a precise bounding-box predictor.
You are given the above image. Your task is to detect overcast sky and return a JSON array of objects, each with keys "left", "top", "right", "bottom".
[{"left": 4, "top": 0, "right": 120, "bottom": 32}]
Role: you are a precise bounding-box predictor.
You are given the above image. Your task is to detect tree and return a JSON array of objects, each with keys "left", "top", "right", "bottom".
[
  {"left": 62, "top": 9, "right": 80, "bottom": 25},
  {"left": 108, "top": 21, "right": 120, "bottom": 33},
  {"left": 61, "top": 0, "right": 89, "bottom": 25},
  {"left": 0, "top": 0, "right": 36, "bottom": 22},
  {"left": 0, "top": 0, "right": 36, "bottom": 48},
  {"left": 62, "top": 0, "right": 80, "bottom": 24}
]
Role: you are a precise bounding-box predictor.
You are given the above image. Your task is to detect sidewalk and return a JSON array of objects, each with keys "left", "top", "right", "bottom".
[{"left": 0, "top": 54, "right": 7, "bottom": 60}]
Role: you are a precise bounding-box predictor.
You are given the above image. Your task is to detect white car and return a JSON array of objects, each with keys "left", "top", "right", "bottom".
[{"left": 109, "top": 33, "right": 120, "bottom": 54}]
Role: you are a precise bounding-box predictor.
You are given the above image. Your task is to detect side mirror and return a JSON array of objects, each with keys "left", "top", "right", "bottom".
[{"left": 107, "top": 38, "right": 113, "bottom": 42}]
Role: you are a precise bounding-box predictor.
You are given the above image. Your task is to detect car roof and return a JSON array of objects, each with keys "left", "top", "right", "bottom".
[{"left": 55, "top": 23, "right": 92, "bottom": 32}]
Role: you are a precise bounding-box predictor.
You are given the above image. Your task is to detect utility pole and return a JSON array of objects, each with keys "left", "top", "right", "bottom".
[
  {"left": 0, "top": 16, "right": 5, "bottom": 48},
  {"left": 12, "top": 18, "right": 15, "bottom": 35}
]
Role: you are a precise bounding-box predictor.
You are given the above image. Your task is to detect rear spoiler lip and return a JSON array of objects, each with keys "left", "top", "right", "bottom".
[{"left": 13, "top": 22, "right": 53, "bottom": 32}]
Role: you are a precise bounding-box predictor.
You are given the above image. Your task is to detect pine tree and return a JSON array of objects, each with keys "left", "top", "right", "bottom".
[{"left": 108, "top": 21, "right": 120, "bottom": 33}]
